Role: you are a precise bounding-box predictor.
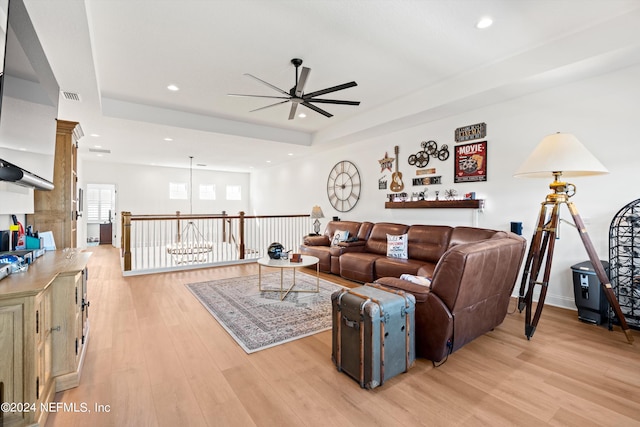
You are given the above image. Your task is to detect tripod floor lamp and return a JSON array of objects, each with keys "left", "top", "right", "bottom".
[{"left": 514, "top": 133, "right": 633, "bottom": 344}]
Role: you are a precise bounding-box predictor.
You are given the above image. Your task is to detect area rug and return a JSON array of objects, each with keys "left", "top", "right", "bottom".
[{"left": 186, "top": 272, "right": 346, "bottom": 353}]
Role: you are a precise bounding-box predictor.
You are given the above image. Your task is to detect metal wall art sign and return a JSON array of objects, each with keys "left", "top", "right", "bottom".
[
  {"left": 416, "top": 168, "right": 436, "bottom": 176},
  {"left": 455, "top": 141, "right": 487, "bottom": 183},
  {"left": 412, "top": 176, "right": 442, "bottom": 186},
  {"left": 408, "top": 141, "right": 449, "bottom": 168},
  {"left": 378, "top": 152, "right": 394, "bottom": 172},
  {"left": 378, "top": 176, "right": 388, "bottom": 189},
  {"left": 455, "top": 122, "right": 486, "bottom": 142}
]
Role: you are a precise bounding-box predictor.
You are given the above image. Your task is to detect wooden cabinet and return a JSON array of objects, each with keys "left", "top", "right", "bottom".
[
  {"left": 0, "top": 251, "right": 90, "bottom": 427},
  {"left": 100, "top": 223, "right": 112, "bottom": 244},
  {"left": 28, "top": 120, "right": 84, "bottom": 249},
  {"left": 0, "top": 287, "right": 54, "bottom": 427}
]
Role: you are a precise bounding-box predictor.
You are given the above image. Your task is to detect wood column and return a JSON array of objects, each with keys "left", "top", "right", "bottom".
[{"left": 27, "top": 120, "right": 83, "bottom": 249}]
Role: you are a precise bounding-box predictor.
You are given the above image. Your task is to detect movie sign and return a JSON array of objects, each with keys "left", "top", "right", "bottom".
[
  {"left": 455, "top": 141, "right": 487, "bottom": 183},
  {"left": 454, "top": 122, "right": 486, "bottom": 142},
  {"left": 412, "top": 176, "right": 442, "bottom": 186}
]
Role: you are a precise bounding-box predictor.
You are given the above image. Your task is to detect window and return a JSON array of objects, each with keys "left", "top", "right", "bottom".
[
  {"left": 226, "top": 185, "right": 241, "bottom": 201},
  {"left": 170, "top": 182, "right": 188, "bottom": 199},
  {"left": 86, "top": 184, "right": 115, "bottom": 223},
  {"left": 199, "top": 184, "right": 216, "bottom": 200}
]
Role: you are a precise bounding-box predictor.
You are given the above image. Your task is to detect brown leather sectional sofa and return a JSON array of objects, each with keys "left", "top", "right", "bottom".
[{"left": 300, "top": 220, "right": 527, "bottom": 362}]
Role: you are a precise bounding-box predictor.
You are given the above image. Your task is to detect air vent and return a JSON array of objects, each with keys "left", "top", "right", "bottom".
[
  {"left": 89, "top": 148, "right": 111, "bottom": 154},
  {"left": 62, "top": 91, "right": 81, "bottom": 101}
]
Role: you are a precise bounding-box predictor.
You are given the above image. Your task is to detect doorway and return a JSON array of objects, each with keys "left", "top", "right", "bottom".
[{"left": 86, "top": 183, "right": 116, "bottom": 246}]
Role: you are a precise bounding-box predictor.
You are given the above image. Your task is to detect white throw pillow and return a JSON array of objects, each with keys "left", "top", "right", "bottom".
[
  {"left": 331, "top": 229, "right": 350, "bottom": 246},
  {"left": 386, "top": 233, "right": 408, "bottom": 259}
]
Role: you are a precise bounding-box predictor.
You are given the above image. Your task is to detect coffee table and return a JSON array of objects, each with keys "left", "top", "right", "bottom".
[{"left": 257, "top": 255, "right": 320, "bottom": 301}]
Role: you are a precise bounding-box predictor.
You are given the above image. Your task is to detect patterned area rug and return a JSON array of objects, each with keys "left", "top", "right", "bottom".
[{"left": 186, "top": 272, "right": 345, "bottom": 353}]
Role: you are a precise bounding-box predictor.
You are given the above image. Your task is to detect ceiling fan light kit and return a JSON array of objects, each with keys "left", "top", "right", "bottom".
[{"left": 229, "top": 58, "right": 360, "bottom": 120}]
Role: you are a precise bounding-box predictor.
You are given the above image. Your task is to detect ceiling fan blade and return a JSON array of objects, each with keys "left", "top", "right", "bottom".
[
  {"left": 295, "top": 67, "right": 310, "bottom": 97},
  {"left": 304, "top": 98, "right": 360, "bottom": 106},
  {"left": 250, "top": 99, "right": 290, "bottom": 113},
  {"left": 244, "top": 73, "right": 290, "bottom": 96},
  {"left": 304, "top": 81, "right": 357, "bottom": 98},
  {"left": 228, "top": 93, "right": 290, "bottom": 100},
  {"left": 288, "top": 101, "right": 299, "bottom": 120},
  {"left": 301, "top": 101, "right": 333, "bottom": 118}
]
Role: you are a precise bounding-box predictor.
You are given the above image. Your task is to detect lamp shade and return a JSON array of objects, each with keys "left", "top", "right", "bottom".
[
  {"left": 514, "top": 133, "right": 609, "bottom": 178},
  {"left": 310, "top": 205, "right": 324, "bottom": 219}
]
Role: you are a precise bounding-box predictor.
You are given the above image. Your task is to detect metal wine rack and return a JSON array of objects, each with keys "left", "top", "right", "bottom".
[{"left": 609, "top": 199, "right": 640, "bottom": 330}]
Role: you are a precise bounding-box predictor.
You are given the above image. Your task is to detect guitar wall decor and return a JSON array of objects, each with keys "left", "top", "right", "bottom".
[{"left": 390, "top": 145, "right": 404, "bottom": 192}]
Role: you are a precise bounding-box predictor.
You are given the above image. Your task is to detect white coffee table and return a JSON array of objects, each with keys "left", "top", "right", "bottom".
[{"left": 257, "top": 255, "right": 320, "bottom": 301}]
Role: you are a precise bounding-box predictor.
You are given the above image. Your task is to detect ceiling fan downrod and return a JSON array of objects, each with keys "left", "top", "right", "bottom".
[{"left": 291, "top": 58, "right": 303, "bottom": 95}]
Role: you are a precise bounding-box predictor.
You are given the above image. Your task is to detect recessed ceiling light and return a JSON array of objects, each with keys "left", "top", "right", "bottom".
[
  {"left": 90, "top": 133, "right": 100, "bottom": 137},
  {"left": 94, "top": 145, "right": 102, "bottom": 148},
  {"left": 19, "top": 148, "right": 26, "bottom": 151},
  {"left": 266, "top": 160, "right": 271, "bottom": 163},
  {"left": 476, "top": 17, "right": 493, "bottom": 29},
  {"left": 288, "top": 153, "right": 293, "bottom": 156},
  {"left": 298, "top": 113, "right": 306, "bottom": 118},
  {"left": 164, "top": 137, "right": 173, "bottom": 141},
  {"left": 167, "top": 84, "right": 179, "bottom": 91}
]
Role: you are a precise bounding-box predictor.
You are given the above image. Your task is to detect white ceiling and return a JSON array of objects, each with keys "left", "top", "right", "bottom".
[{"left": 21, "top": 0, "right": 640, "bottom": 172}]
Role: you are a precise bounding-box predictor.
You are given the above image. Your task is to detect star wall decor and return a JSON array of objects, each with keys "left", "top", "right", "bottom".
[{"left": 378, "top": 152, "right": 394, "bottom": 172}]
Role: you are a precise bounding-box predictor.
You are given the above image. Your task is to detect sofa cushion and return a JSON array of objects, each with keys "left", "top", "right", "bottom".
[
  {"left": 339, "top": 252, "right": 382, "bottom": 283},
  {"left": 406, "top": 225, "right": 452, "bottom": 263},
  {"left": 386, "top": 233, "right": 408, "bottom": 259},
  {"left": 304, "top": 235, "right": 330, "bottom": 246},
  {"left": 364, "top": 223, "right": 410, "bottom": 255},
  {"left": 324, "top": 221, "right": 362, "bottom": 241},
  {"left": 447, "top": 226, "right": 504, "bottom": 249},
  {"left": 374, "top": 257, "right": 435, "bottom": 279}
]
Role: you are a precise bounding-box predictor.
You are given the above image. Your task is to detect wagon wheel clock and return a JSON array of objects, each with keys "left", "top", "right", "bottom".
[{"left": 327, "top": 160, "right": 361, "bottom": 212}]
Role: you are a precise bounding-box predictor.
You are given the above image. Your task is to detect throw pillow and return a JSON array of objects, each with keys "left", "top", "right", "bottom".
[
  {"left": 386, "top": 233, "right": 408, "bottom": 259},
  {"left": 331, "top": 230, "right": 350, "bottom": 246}
]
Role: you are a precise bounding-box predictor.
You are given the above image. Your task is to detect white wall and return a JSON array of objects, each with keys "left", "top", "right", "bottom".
[
  {"left": 250, "top": 63, "right": 640, "bottom": 310},
  {"left": 80, "top": 160, "right": 250, "bottom": 247}
]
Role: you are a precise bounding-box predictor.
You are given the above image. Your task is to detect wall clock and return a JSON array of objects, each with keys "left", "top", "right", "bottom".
[{"left": 327, "top": 160, "right": 361, "bottom": 212}]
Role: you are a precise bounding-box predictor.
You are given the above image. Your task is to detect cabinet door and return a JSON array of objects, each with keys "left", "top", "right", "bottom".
[
  {"left": 0, "top": 303, "right": 24, "bottom": 426},
  {"left": 51, "top": 272, "right": 82, "bottom": 377},
  {"left": 35, "top": 289, "right": 52, "bottom": 401}
]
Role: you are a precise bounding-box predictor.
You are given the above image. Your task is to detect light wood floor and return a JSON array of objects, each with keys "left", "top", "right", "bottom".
[{"left": 45, "top": 245, "right": 640, "bottom": 427}]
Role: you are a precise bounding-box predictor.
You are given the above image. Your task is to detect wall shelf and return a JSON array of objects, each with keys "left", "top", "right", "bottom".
[{"left": 385, "top": 199, "right": 485, "bottom": 209}]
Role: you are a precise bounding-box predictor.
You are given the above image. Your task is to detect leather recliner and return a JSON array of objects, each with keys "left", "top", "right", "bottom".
[{"left": 375, "top": 232, "right": 526, "bottom": 362}]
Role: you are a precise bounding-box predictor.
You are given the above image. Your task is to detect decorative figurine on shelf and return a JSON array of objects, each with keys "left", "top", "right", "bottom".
[
  {"left": 419, "top": 188, "right": 427, "bottom": 200},
  {"left": 445, "top": 189, "right": 458, "bottom": 200},
  {"left": 435, "top": 190, "right": 440, "bottom": 201}
]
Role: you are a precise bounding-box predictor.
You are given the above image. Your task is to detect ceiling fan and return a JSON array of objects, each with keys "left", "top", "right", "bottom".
[{"left": 228, "top": 58, "right": 360, "bottom": 120}]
